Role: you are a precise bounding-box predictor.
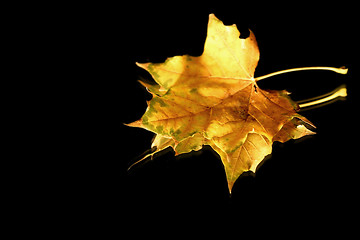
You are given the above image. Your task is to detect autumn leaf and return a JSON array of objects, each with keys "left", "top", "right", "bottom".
[{"left": 127, "top": 14, "right": 348, "bottom": 193}]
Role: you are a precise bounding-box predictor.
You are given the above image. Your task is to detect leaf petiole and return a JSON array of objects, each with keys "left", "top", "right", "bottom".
[{"left": 255, "top": 66, "right": 348, "bottom": 81}]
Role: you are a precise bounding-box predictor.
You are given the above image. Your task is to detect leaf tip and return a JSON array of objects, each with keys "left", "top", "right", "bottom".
[
  {"left": 208, "top": 13, "right": 216, "bottom": 19},
  {"left": 227, "top": 181, "right": 235, "bottom": 195},
  {"left": 208, "top": 13, "right": 222, "bottom": 24},
  {"left": 135, "top": 62, "right": 149, "bottom": 70},
  {"left": 124, "top": 120, "right": 143, "bottom": 128}
]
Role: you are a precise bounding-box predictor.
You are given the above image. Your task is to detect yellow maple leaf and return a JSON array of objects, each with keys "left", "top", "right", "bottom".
[{"left": 127, "top": 14, "right": 347, "bottom": 193}]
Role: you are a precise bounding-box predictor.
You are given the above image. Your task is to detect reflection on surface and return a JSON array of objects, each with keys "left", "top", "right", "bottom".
[{"left": 297, "top": 84, "right": 347, "bottom": 111}]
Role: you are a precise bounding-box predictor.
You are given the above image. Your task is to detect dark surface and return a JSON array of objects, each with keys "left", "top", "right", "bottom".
[{"left": 76, "top": 3, "right": 357, "bottom": 232}]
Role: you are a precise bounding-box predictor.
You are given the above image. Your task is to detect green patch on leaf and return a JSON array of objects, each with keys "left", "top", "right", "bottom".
[{"left": 156, "top": 125, "right": 164, "bottom": 134}]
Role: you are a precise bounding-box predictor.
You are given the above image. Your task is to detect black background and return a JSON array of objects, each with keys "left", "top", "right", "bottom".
[{"left": 79, "top": 2, "right": 358, "bottom": 233}]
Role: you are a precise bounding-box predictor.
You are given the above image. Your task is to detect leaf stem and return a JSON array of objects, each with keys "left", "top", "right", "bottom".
[{"left": 255, "top": 66, "right": 348, "bottom": 81}]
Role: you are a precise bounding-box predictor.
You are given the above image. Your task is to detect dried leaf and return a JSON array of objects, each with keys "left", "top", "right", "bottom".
[{"left": 127, "top": 14, "right": 347, "bottom": 193}]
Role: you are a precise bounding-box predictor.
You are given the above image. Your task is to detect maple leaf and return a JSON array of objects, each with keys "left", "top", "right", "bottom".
[{"left": 127, "top": 14, "right": 348, "bottom": 193}]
